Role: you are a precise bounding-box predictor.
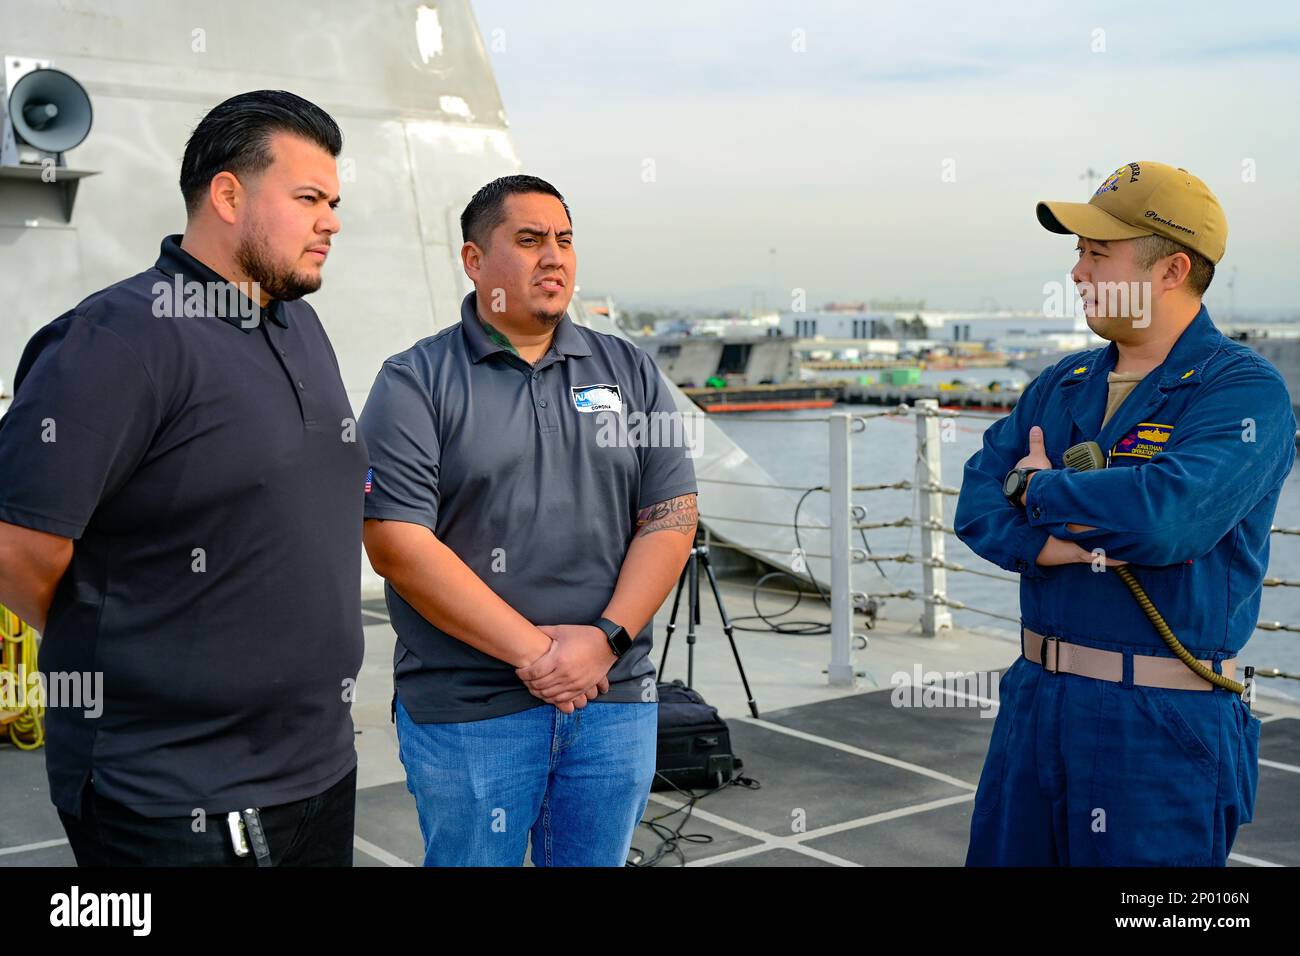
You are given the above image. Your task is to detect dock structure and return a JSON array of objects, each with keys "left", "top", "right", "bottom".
[
  {"left": 682, "top": 382, "right": 843, "bottom": 412},
  {"left": 639, "top": 335, "right": 801, "bottom": 388},
  {"left": 677, "top": 381, "right": 1023, "bottom": 413},
  {"left": 839, "top": 383, "right": 1021, "bottom": 411}
]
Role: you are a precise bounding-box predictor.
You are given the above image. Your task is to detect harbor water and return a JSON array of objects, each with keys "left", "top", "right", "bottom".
[{"left": 710, "top": 366, "right": 1300, "bottom": 700}]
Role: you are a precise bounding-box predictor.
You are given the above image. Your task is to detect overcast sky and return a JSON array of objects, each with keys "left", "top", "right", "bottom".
[{"left": 471, "top": 0, "right": 1299, "bottom": 317}]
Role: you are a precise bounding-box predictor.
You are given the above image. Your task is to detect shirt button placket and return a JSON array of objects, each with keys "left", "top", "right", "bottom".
[
  {"left": 266, "top": 322, "right": 310, "bottom": 425},
  {"left": 530, "top": 368, "right": 556, "bottom": 429}
]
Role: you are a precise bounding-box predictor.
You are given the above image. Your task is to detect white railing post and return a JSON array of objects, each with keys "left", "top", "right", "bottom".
[
  {"left": 916, "top": 399, "right": 953, "bottom": 637},
  {"left": 828, "top": 412, "right": 857, "bottom": 686}
]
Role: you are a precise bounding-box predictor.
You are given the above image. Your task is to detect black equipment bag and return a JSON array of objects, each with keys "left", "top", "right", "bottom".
[{"left": 652, "top": 679, "right": 744, "bottom": 791}]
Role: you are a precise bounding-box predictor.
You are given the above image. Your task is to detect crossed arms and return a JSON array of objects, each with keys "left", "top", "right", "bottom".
[{"left": 955, "top": 359, "right": 1295, "bottom": 572}]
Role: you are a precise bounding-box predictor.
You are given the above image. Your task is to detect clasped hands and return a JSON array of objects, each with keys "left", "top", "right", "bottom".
[
  {"left": 516, "top": 624, "right": 617, "bottom": 714},
  {"left": 1015, "top": 425, "right": 1126, "bottom": 569}
]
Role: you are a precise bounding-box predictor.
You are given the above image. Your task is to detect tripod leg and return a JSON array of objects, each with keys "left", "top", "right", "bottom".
[
  {"left": 701, "top": 552, "right": 760, "bottom": 719},
  {"left": 658, "top": 564, "right": 688, "bottom": 676},
  {"left": 686, "top": 549, "right": 699, "bottom": 689}
]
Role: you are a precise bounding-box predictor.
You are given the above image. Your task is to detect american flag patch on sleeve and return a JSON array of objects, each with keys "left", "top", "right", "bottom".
[{"left": 364, "top": 467, "right": 374, "bottom": 494}]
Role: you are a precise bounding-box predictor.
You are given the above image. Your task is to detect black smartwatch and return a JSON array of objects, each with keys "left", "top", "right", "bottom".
[
  {"left": 593, "top": 617, "right": 633, "bottom": 658},
  {"left": 1002, "top": 467, "right": 1042, "bottom": 507}
]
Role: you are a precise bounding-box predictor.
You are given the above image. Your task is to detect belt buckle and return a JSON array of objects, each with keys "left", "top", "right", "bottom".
[{"left": 1040, "top": 636, "right": 1060, "bottom": 675}]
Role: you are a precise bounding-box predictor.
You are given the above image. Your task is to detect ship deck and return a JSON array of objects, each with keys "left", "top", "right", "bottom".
[{"left": 4, "top": 578, "right": 1299, "bottom": 867}]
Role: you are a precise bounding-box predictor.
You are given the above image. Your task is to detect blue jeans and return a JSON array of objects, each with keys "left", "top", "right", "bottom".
[{"left": 395, "top": 695, "right": 658, "bottom": 866}]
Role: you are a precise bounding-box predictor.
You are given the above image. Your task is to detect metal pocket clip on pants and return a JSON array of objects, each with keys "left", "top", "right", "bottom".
[{"left": 227, "top": 808, "right": 272, "bottom": 866}]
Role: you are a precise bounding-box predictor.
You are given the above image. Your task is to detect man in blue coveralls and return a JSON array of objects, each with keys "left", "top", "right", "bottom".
[{"left": 956, "top": 161, "right": 1295, "bottom": 866}]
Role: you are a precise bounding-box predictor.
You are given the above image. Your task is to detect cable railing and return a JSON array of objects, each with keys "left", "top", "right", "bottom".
[{"left": 698, "top": 399, "right": 1299, "bottom": 688}]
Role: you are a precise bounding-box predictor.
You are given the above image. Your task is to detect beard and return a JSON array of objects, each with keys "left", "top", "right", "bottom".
[
  {"left": 531, "top": 308, "right": 564, "bottom": 327},
  {"left": 234, "top": 222, "right": 322, "bottom": 302}
]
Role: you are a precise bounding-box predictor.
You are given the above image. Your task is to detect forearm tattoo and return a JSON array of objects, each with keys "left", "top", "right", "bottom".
[{"left": 635, "top": 493, "right": 698, "bottom": 538}]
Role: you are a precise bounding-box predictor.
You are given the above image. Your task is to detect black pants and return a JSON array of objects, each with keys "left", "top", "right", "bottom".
[{"left": 57, "top": 766, "right": 357, "bottom": 867}]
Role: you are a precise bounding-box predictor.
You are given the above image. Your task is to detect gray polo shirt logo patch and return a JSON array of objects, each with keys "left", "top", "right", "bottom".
[{"left": 571, "top": 383, "right": 622, "bottom": 414}]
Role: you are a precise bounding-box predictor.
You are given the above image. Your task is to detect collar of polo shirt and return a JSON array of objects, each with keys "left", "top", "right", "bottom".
[
  {"left": 155, "top": 235, "right": 289, "bottom": 331},
  {"left": 459, "top": 291, "right": 592, "bottom": 364}
]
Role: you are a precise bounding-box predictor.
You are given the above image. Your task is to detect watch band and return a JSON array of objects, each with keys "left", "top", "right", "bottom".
[
  {"left": 593, "top": 617, "right": 633, "bottom": 657},
  {"left": 1004, "top": 466, "right": 1042, "bottom": 506}
]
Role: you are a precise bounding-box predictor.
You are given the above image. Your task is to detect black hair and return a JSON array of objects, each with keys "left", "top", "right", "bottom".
[
  {"left": 179, "top": 90, "right": 342, "bottom": 216},
  {"left": 1133, "top": 234, "right": 1215, "bottom": 296},
  {"left": 460, "top": 175, "right": 571, "bottom": 248}
]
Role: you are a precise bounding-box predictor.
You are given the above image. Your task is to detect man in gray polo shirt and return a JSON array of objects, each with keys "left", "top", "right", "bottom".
[{"left": 360, "top": 175, "right": 698, "bottom": 867}]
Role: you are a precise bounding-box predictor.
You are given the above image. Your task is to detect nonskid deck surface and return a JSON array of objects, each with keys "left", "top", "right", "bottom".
[{"left": 3, "top": 587, "right": 1297, "bottom": 867}]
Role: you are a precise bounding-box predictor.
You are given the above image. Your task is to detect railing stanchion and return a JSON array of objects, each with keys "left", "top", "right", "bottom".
[
  {"left": 828, "top": 412, "right": 856, "bottom": 686},
  {"left": 917, "top": 399, "right": 953, "bottom": 637}
]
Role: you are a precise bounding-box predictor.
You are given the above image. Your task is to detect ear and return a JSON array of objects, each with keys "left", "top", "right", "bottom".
[
  {"left": 1160, "top": 251, "right": 1192, "bottom": 293},
  {"left": 461, "top": 241, "right": 483, "bottom": 282},
  {"left": 208, "top": 171, "right": 242, "bottom": 226}
]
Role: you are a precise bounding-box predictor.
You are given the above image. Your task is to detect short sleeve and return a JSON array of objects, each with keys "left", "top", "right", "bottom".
[
  {"left": 358, "top": 361, "right": 442, "bottom": 532},
  {"left": 634, "top": 349, "right": 699, "bottom": 510},
  {"left": 0, "top": 317, "right": 161, "bottom": 539}
]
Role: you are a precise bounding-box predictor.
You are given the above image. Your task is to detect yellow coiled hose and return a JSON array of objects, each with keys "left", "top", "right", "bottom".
[{"left": 1, "top": 604, "right": 44, "bottom": 750}]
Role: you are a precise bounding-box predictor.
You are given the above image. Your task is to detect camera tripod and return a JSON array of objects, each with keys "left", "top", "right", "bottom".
[{"left": 657, "top": 542, "right": 760, "bottom": 718}]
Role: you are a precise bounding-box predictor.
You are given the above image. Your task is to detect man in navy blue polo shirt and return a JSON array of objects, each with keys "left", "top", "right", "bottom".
[
  {"left": 360, "top": 175, "right": 699, "bottom": 866},
  {"left": 0, "top": 90, "right": 366, "bottom": 866}
]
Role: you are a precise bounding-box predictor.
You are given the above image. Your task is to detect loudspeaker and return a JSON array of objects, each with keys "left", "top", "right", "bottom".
[
  {"left": 1, "top": 57, "right": 93, "bottom": 166},
  {"left": 9, "top": 68, "right": 92, "bottom": 154}
]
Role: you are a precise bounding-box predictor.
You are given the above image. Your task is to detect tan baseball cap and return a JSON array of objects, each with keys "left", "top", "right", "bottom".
[{"left": 1036, "top": 161, "right": 1228, "bottom": 263}]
